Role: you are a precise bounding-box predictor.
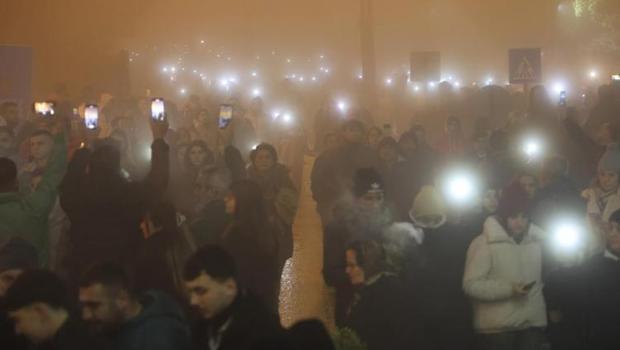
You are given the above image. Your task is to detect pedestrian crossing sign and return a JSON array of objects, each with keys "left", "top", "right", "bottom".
[{"left": 509, "top": 48, "right": 542, "bottom": 84}]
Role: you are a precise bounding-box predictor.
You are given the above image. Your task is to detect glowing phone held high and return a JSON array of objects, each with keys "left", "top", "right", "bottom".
[
  {"left": 33, "top": 102, "right": 55, "bottom": 117},
  {"left": 151, "top": 98, "right": 166, "bottom": 121},
  {"left": 612, "top": 74, "right": 620, "bottom": 86},
  {"left": 219, "top": 104, "right": 233, "bottom": 129},
  {"left": 559, "top": 91, "right": 567, "bottom": 107},
  {"left": 84, "top": 104, "right": 99, "bottom": 130}
]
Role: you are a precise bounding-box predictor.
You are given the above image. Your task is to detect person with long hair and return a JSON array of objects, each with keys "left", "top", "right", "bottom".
[{"left": 220, "top": 180, "right": 280, "bottom": 312}]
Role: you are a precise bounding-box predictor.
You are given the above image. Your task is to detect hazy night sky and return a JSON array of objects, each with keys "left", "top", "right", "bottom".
[{"left": 0, "top": 1, "right": 565, "bottom": 94}]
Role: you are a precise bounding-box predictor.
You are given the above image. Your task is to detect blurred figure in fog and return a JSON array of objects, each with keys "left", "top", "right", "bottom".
[
  {"left": 367, "top": 126, "right": 383, "bottom": 150},
  {"left": 311, "top": 120, "right": 379, "bottom": 226},
  {"left": 436, "top": 116, "right": 468, "bottom": 159},
  {"left": 0, "top": 127, "right": 16, "bottom": 159},
  {"left": 220, "top": 180, "right": 280, "bottom": 312},
  {"left": 173, "top": 140, "right": 215, "bottom": 217},
  {"left": 248, "top": 143, "right": 299, "bottom": 269}
]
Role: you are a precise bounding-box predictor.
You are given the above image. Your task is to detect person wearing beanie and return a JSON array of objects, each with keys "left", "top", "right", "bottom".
[
  {"left": 463, "top": 182, "right": 547, "bottom": 349},
  {"left": 581, "top": 143, "right": 620, "bottom": 254},
  {"left": 0, "top": 239, "right": 40, "bottom": 350},
  {"left": 322, "top": 167, "right": 392, "bottom": 326},
  {"left": 409, "top": 186, "right": 447, "bottom": 229}
]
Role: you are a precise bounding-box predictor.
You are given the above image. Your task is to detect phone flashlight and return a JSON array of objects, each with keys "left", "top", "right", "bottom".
[
  {"left": 33, "top": 102, "right": 55, "bottom": 117},
  {"left": 84, "top": 104, "right": 99, "bottom": 130},
  {"left": 151, "top": 98, "right": 165, "bottom": 121}
]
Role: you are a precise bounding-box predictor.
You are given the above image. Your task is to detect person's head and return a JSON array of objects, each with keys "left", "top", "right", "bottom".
[
  {"left": 353, "top": 168, "right": 385, "bottom": 211},
  {"left": 4, "top": 270, "right": 72, "bottom": 344},
  {"left": 482, "top": 188, "right": 499, "bottom": 214},
  {"left": 398, "top": 131, "right": 418, "bottom": 159},
  {"left": 597, "top": 143, "right": 620, "bottom": 192},
  {"left": 539, "top": 155, "right": 569, "bottom": 188},
  {"left": 367, "top": 127, "right": 383, "bottom": 148},
  {"left": 341, "top": 120, "right": 366, "bottom": 144},
  {"left": 497, "top": 183, "right": 531, "bottom": 238},
  {"left": 0, "top": 157, "right": 18, "bottom": 193},
  {"left": 224, "top": 180, "right": 265, "bottom": 221},
  {"left": 596, "top": 122, "right": 620, "bottom": 146},
  {"left": 250, "top": 143, "right": 278, "bottom": 173},
  {"left": 323, "top": 132, "right": 340, "bottom": 151},
  {"left": 518, "top": 173, "right": 538, "bottom": 199},
  {"left": 0, "top": 239, "right": 38, "bottom": 297},
  {"left": 185, "top": 140, "right": 214, "bottom": 170},
  {"left": 0, "top": 127, "right": 14, "bottom": 155},
  {"left": 29, "top": 130, "right": 54, "bottom": 163},
  {"left": 529, "top": 85, "right": 551, "bottom": 113},
  {"left": 0, "top": 102, "right": 19, "bottom": 128},
  {"left": 411, "top": 124, "right": 427, "bottom": 145},
  {"left": 605, "top": 209, "right": 620, "bottom": 255},
  {"left": 409, "top": 186, "right": 447, "bottom": 229},
  {"left": 78, "top": 263, "right": 138, "bottom": 334},
  {"left": 345, "top": 240, "right": 386, "bottom": 286},
  {"left": 377, "top": 137, "right": 399, "bottom": 165},
  {"left": 445, "top": 116, "right": 461, "bottom": 135},
  {"left": 183, "top": 245, "right": 238, "bottom": 319},
  {"left": 90, "top": 143, "right": 122, "bottom": 178}
]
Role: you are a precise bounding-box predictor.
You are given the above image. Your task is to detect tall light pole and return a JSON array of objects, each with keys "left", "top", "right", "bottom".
[{"left": 360, "top": 0, "right": 377, "bottom": 113}]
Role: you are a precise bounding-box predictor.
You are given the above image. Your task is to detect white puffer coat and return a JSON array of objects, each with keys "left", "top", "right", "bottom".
[{"left": 463, "top": 216, "right": 547, "bottom": 334}]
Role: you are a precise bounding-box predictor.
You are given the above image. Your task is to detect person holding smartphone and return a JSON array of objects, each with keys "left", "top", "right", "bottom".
[
  {"left": 59, "top": 117, "right": 169, "bottom": 287},
  {"left": 463, "top": 182, "right": 547, "bottom": 350}
]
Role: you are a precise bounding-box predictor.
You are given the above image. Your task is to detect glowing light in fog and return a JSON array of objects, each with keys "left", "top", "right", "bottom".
[
  {"left": 553, "top": 82, "right": 566, "bottom": 95},
  {"left": 337, "top": 100, "right": 348, "bottom": 113},
  {"left": 589, "top": 70, "right": 598, "bottom": 79},
  {"left": 385, "top": 78, "right": 393, "bottom": 86}
]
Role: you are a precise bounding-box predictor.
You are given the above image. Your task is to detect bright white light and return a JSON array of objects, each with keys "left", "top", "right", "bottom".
[
  {"left": 251, "top": 71, "right": 258, "bottom": 77},
  {"left": 454, "top": 81, "right": 461, "bottom": 88},
  {"left": 485, "top": 77, "right": 494, "bottom": 86},
  {"left": 428, "top": 81, "right": 437, "bottom": 89},
  {"left": 522, "top": 136, "right": 544, "bottom": 160},
  {"left": 170, "top": 67, "right": 177, "bottom": 73},
  {"left": 200, "top": 40, "right": 205, "bottom": 44},
  {"left": 162, "top": 67, "right": 169, "bottom": 73},
  {"left": 589, "top": 70, "right": 598, "bottom": 79},
  {"left": 319, "top": 55, "right": 325, "bottom": 60},
  {"left": 553, "top": 82, "right": 566, "bottom": 95},
  {"left": 358, "top": 74, "right": 364, "bottom": 80},
  {"left": 286, "top": 58, "right": 292, "bottom": 63},
  {"left": 252, "top": 88, "right": 262, "bottom": 97},
  {"left": 292, "top": 74, "right": 297, "bottom": 79},
  {"left": 282, "top": 113, "right": 293, "bottom": 124},
  {"left": 272, "top": 110, "right": 281, "bottom": 120},
  {"left": 413, "top": 85, "right": 421, "bottom": 92},
  {"left": 298, "top": 76, "right": 305, "bottom": 82},
  {"left": 445, "top": 173, "right": 476, "bottom": 203},
  {"left": 179, "top": 88, "right": 187, "bottom": 95},
  {"left": 385, "top": 78, "right": 393, "bottom": 86},
  {"left": 553, "top": 223, "right": 581, "bottom": 251},
  {"left": 311, "top": 76, "right": 317, "bottom": 81},
  {"left": 337, "top": 100, "right": 348, "bottom": 114}
]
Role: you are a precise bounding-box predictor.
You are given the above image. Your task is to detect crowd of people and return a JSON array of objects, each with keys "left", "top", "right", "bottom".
[{"left": 0, "top": 76, "right": 619, "bottom": 350}]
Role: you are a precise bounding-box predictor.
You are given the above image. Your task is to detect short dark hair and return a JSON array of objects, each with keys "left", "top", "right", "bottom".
[
  {"left": 0, "top": 157, "right": 17, "bottom": 190},
  {"left": 79, "top": 262, "right": 133, "bottom": 295},
  {"left": 346, "top": 240, "right": 386, "bottom": 277},
  {"left": 4, "top": 269, "right": 72, "bottom": 312},
  {"left": 183, "top": 245, "right": 237, "bottom": 282},
  {"left": 30, "top": 129, "right": 54, "bottom": 140}
]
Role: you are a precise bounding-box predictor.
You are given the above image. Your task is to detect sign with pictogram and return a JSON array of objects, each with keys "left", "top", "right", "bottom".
[{"left": 509, "top": 48, "right": 542, "bottom": 84}]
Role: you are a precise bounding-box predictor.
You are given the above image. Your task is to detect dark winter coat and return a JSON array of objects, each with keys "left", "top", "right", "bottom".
[
  {"left": 59, "top": 139, "right": 169, "bottom": 281},
  {"left": 220, "top": 222, "right": 280, "bottom": 312},
  {"left": 191, "top": 291, "right": 285, "bottom": 350},
  {"left": 345, "top": 274, "right": 412, "bottom": 350},
  {"left": 34, "top": 317, "right": 110, "bottom": 350},
  {"left": 109, "top": 290, "right": 191, "bottom": 350}
]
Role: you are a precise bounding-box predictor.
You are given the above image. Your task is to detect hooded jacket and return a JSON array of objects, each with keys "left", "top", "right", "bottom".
[
  {"left": 111, "top": 290, "right": 191, "bottom": 350},
  {"left": 463, "top": 216, "right": 547, "bottom": 334},
  {"left": 0, "top": 134, "right": 66, "bottom": 264}
]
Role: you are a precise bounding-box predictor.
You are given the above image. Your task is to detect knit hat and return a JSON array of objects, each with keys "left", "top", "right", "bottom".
[
  {"left": 598, "top": 143, "right": 620, "bottom": 173},
  {"left": 353, "top": 168, "right": 384, "bottom": 197},
  {"left": 409, "top": 186, "right": 447, "bottom": 228},
  {"left": 497, "top": 182, "right": 531, "bottom": 220},
  {"left": 0, "top": 238, "right": 39, "bottom": 273}
]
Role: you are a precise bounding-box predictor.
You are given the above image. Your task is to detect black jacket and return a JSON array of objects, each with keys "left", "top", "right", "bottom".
[
  {"left": 191, "top": 291, "right": 285, "bottom": 350},
  {"left": 345, "top": 274, "right": 413, "bottom": 350},
  {"left": 60, "top": 139, "right": 169, "bottom": 280},
  {"left": 35, "top": 317, "right": 110, "bottom": 350}
]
